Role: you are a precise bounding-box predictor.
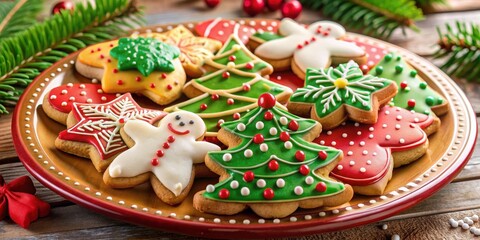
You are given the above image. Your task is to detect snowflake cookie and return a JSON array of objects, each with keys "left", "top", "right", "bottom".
[
  {"left": 288, "top": 60, "right": 398, "bottom": 130},
  {"left": 103, "top": 111, "right": 220, "bottom": 205},
  {"left": 55, "top": 93, "right": 165, "bottom": 172},
  {"left": 315, "top": 105, "right": 438, "bottom": 195},
  {"left": 254, "top": 18, "right": 367, "bottom": 79},
  {"left": 193, "top": 93, "right": 353, "bottom": 218}
]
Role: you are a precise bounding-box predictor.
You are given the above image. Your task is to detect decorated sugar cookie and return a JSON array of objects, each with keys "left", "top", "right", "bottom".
[
  {"left": 151, "top": 25, "right": 222, "bottom": 77},
  {"left": 195, "top": 18, "right": 256, "bottom": 44},
  {"left": 55, "top": 93, "right": 165, "bottom": 172},
  {"left": 369, "top": 52, "right": 448, "bottom": 116},
  {"left": 288, "top": 61, "right": 398, "bottom": 130},
  {"left": 75, "top": 36, "right": 186, "bottom": 105},
  {"left": 165, "top": 35, "right": 292, "bottom": 137},
  {"left": 315, "top": 105, "right": 437, "bottom": 195},
  {"left": 104, "top": 111, "right": 220, "bottom": 205},
  {"left": 254, "top": 18, "right": 367, "bottom": 79},
  {"left": 42, "top": 83, "right": 118, "bottom": 124},
  {"left": 193, "top": 93, "right": 353, "bottom": 218}
]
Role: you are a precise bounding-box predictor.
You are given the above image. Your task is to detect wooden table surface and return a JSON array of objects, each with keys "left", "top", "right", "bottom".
[{"left": 1, "top": 0, "right": 480, "bottom": 239}]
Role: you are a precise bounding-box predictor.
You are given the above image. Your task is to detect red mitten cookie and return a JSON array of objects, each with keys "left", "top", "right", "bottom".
[
  {"left": 42, "top": 83, "right": 118, "bottom": 124},
  {"left": 314, "top": 105, "right": 438, "bottom": 195},
  {"left": 55, "top": 93, "right": 165, "bottom": 172}
]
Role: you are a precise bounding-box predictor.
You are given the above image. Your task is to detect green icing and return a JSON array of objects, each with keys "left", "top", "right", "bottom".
[
  {"left": 204, "top": 114, "right": 236, "bottom": 133},
  {"left": 235, "top": 80, "right": 285, "bottom": 99},
  {"left": 203, "top": 106, "right": 345, "bottom": 202},
  {"left": 110, "top": 37, "right": 180, "bottom": 76},
  {"left": 252, "top": 32, "right": 283, "bottom": 42},
  {"left": 211, "top": 38, "right": 270, "bottom": 73},
  {"left": 195, "top": 70, "right": 253, "bottom": 90},
  {"left": 290, "top": 61, "right": 394, "bottom": 118},
  {"left": 179, "top": 94, "right": 253, "bottom": 114},
  {"left": 369, "top": 52, "right": 445, "bottom": 115}
]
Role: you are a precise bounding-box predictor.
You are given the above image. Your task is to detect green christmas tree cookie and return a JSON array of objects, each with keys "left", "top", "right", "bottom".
[
  {"left": 193, "top": 93, "right": 353, "bottom": 218},
  {"left": 369, "top": 52, "right": 448, "bottom": 116},
  {"left": 165, "top": 35, "right": 293, "bottom": 137}
]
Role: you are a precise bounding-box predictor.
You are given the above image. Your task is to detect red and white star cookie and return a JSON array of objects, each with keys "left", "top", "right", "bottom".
[{"left": 314, "top": 105, "right": 439, "bottom": 195}]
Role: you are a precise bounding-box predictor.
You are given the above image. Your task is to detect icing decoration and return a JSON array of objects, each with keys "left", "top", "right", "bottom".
[
  {"left": 47, "top": 83, "right": 117, "bottom": 113},
  {"left": 195, "top": 18, "right": 256, "bottom": 44},
  {"left": 165, "top": 35, "right": 292, "bottom": 137},
  {"left": 58, "top": 93, "right": 165, "bottom": 160},
  {"left": 151, "top": 25, "right": 222, "bottom": 77},
  {"left": 369, "top": 52, "right": 447, "bottom": 116},
  {"left": 289, "top": 61, "right": 397, "bottom": 127},
  {"left": 110, "top": 37, "right": 180, "bottom": 76},
  {"left": 203, "top": 93, "right": 346, "bottom": 202},
  {"left": 255, "top": 18, "right": 365, "bottom": 74},
  {"left": 314, "top": 105, "right": 433, "bottom": 189},
  {"left": 108, "top": 111, "right": 220, "bottom": 196}
]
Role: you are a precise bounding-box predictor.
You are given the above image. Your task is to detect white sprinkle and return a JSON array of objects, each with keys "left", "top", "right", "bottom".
[
  {"left": 449, "top": 218, "right": 458, "bottom": 228},
  {"left": 347, "top": 151, "right": 353, "bottom": 156},
  {"left": 399, "top": 138, "right": 405, "bottom": 143},
  {"left": 290, "top": 217, "right": 297, "bottom": 222},
  {"left": 381, "top": 224, "right": 388, "bottom": 230},
  {"left": 385, "top": 135, "right": 391, "bottom": 140},
  {"left": 359, "top": 141, "right": 365, "bottom": 146},
  {"left": 391, "top": 234, "right": 400, "bottom": 240},
  {"left": 357, "top": 131, "right": 362, "bottom": 135},
  {"left": 395, "top": 124, "right": 401, "bottom": 130},
  {"left": 206, "top": 184, "right": 215, "bottom": 193},
  {"left": 243, "top": 219, "right": 250, "bottom": 224},
  {"left": 327, "top": 131, "right": 332, "bottom": 135},
  {"left": 342, "top": 133, "right": 348, "bottom": 138},
  {"left": 369, "top": 134, "right": 374, "bottom": 139},
  {"left": 305, "top": 176, "right": 314, "bottom": 185},
  {"left": 214, "top": 218, "right": 221, "bottom": 223},
  {"left": 382, "top": 124, "right": 387, "bottom": 128},
  {"left": 276, "top": 178, "right": 285, "bottom": 188},
  {"left": 396, "top": 115, "right": 403, "bottom": 120},
  {"left": 369, "top": 127, "right": 374, "bottom": 131},
  {"left": 294, "top": 186, "right": 303, "bottom": 195},
  {"left": 349, "top": 141, "right": 354, "bottom": 146},
  {"left": 472, "top": 215, "right": 479, "bottom": 222},
  {"left": 337, "top": 165, "right": 343, "bottom": 170},
  {"left": 360, "top": 167, "right": 366, "bottom": 173},
  {"left": 256, "top": 121, "right": 264, "bottom": 129},
  {"left": 258, "top": 219, "right": 265, "bottom": 224},
  {"left": 244, "top": 149, "right": 253, "bottom": 158},
  {"left": 332, "top": 209, "right": 340, "bottom": 214},
  {"left": 273, "top": 219, "right": 280, "bottom": 224},
  {"left": 279, "top": 116, "right": 288, "bottom": 125},
  {"left": 349, "top": 161, "right": 355, "bottom": 166},
  {"left": 256, "top": 179, "right": 266, "bottom": 188},
  {"left": 269, "top": 127, "right": 277, "bottom": 135},
  {"left": 284, "top": 141, "right": 293, "bottom": 149},
  {"left": 223, "top": 153, "right": 232, "bottom": 162},
  {"left": 237, "top": 123, "right": 246, "bottom": 131},
  {"left": 362, "top": 150, "right": 368, "bottom": 155},
  {"left": 462, "top": 223, "right": 470, "bottom": 229},
  {"left": 241, "top": 187, "right": 250, "bottom": 196},
  {"left": 260, "top": 143, "right": 268, "bottom": 152},
  {"left": 230, "top": 180, "right": 239, "bottom": 189}
]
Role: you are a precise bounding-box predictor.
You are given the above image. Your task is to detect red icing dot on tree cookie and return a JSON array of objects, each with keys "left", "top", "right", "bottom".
[
  {"left": 253, "top": 134, "right": 264, "bottom": 144},
  {"left": 245, "top": 62, "right": 254, "bottom": 70},
  {"left": 151, "top": 158, "right": 159, "bottom": 166},
  {"left": 243, "top": 171, "right": 255, "bottom": 182},
  {"left": 258, "top": 93, "right": 276, "bottom": 109},
  {"left": 295, "top": 150, "right": 305, "bottom": 161},
  {"left": 268, "top": 160, "right": 279, "bottom": 171},
  {"left": 211, "top": 94, "right": 219, "bottom": 100},
  {"left": 227, "top": 98, "right": 235, "bottom": 105},
  {"left": 280, "top": 131, "right": 290, "bottom": 142},
  {"left": 263, "top": 188, "right": 274, "bottom": 200},
  {"left": 316, "top": 182, "right": 327, "bottom": 192},
  {"left": 408, "top": 99, "right": 416, "bottom": 108},
  {"left": 400, "top": 81, "right": 408, "bottom": 89},
  {"left": 219, "top": 189, "right": 230, "bottom": 199},
  {"left": 299, "top": 165, "right": 309, "bottom": 175},
  {"left": 233, "top": 112, "right": 241, "bottom": 119},
  {"left": 222, "top": 71, "right": 230, "bottom": 79},
  {"left": 318, "top": 150, "right": 328, "bottom": 160},
  {"left": 243, "top": 83, "right": 251, "bottom": 91},
  {"left": 228, "top": 55, "right": 236, "bottom": 62},
  {"left": 200, "top": 103, "right": 208, "bottom": 110},
  {"left": 288, "top": 120, "right": 299, "bottom": 131},
  {"left": 264, "top": 111, "right": 273, "bottom": 120}
]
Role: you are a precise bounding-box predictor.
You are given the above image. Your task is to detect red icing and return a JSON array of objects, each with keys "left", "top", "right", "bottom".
[
  {"left": 258, "top": 93, "right": 276, "bottom": 109},
  {"left": 195, "top": 18, "right": 255, "bottom": 44},
  {"left": 200, "top": 103, "right": 208, "bottom": 110},
  {"left": 151, "top": 158, "right": 159, "bottom": 166},
  {"left": 58, "top": 94, "right": 165, "bottom": 160},
  {"left": 227, "top": 98, "right": 234, "bottom": 105},
  {"left": 219, "top": 189, "right": 230, "bottom": 199},
  {"left": 299, "top": 165, "right": 309, "bottom": 175},
  {"left": 314, "top": 106, "right": 433, "bottom": 186},
  {"left": 167, "top": 135, "right": 175, "bottom": 143},
  {"left": 243, "top": 171, "right": 255, "bottom": 182},
  {"left": 263, "top": 188, "right": 274, "bottom": 200},
  {"left": 288, "top": 120, "right": 299, "bottom": 131},
  {"left": 167, "top": 123, "right": 190, "bottom": 135},
  {"left": 156, "top": 150, "right": 164, "bottom": 157},
  {"left": 211, "top": 94, "right": 220, "bottom": 100},
  {"left": 315, "top": 182, "right": 327, "bottom": 192},
  {"left": 264, "top": 111, "right": 273, "bottom": 120},
  {"left": 279, "top": 131, "right": 290, "bottom": 142},
  {"left": 295, "top": 150, "right": 305, "bottom": 161},
  {"left": 222, "top": 71, "right": 230, "bottom": 79},
  {"left": 408, "top": 99, "right": 416, "bottom": 107},
  {"left": 318, "top": 150, "right": 328, "bottom": 160},
  {"left": 253, "top": 134, "right": 264, "bottom": 144},
  {"left": 48, "top": 83, "right": 117, "bottom": 113},
  {"left": 268, "top": 160, "right": 279, "bottom": 171},
  {"left": 233, "top": 113, "right": 241, "bottom": 119}
]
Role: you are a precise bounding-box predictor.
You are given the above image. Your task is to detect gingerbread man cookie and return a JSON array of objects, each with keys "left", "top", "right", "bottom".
[
  {"left": 288, "top": 61, "right": 398, "bottom": 129},
  {"left": 151, "top": 25, "right": 222, "bottom": 78},
  {"left": 75, "top": 36, "right": 186, "bottom": 105},
  {"left": 314, "top": 105, "right": 437, "bottom": 195},
  {"left": 55, "top": 93, "right": 165, "bottom": 172},
  {"left": 254, "top": 18, "right": 367, "bottom": 79},
  {"left": 104, "top": 111, "right": 220, "bottom": 205},
  {"left": 42, "top": 83, "right": 118, "bottom": 124}
]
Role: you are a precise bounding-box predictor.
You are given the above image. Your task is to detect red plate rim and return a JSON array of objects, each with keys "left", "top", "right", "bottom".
[{"left": 11, "top": 22, "right": 478, "bottom": 238}]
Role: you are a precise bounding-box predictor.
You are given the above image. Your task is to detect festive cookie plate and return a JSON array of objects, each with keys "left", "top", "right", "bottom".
[{"left": 12, "top": 19, "right": 477, "bottom": 238}]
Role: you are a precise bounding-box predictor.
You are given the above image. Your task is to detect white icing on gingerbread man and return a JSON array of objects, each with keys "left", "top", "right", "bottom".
[
  {"left": 108, "top": 111, "right": 220, "bottom": 196},
  {"left": 255, "top": 18, "right": 365, "bottom": 73}
]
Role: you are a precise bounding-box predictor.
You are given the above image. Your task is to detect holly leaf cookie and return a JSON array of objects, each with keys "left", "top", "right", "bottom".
[
  {"left": 288, "top": 61, "right": 398, "bottom": 130},
  {"left": 55, "top": 93, "right": 165, "bottom": 172},
  {"left": 314, "top": 106, "right": 438, "bottom": 195},
  {"left": 369, "top": 52, "right": 448, "bottom": 116},
  {"left": 103, "top": 111, "right": 220, "bottom": 205},
  {"left": 193, "top": 93, "right": 353, "bottom": 219},
  {"left": 42, "top": 83, "right": 119, "bottom": 125},
  {"left": 75, "top": 36, "right": 186, "bottom": 105},
  {"left": 165, "top": 35, "right": 292, "bottom": 137},
  {"left": 151, "top": 25, "right": 222, "bottom": 78},
  {"left": 254, "top": 18, "right": 367, "bottom": 79}
]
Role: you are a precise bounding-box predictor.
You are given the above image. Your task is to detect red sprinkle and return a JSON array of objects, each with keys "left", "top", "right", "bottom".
[
  {"left": 163, "top": 142, "right": 170, "bottom": 149},
  {"left": 264, "top": 111, "right": 273, "bottom": 121},
  {"left": 117, "top": 79, "right": 123, "bottom": 85},
  {"left": 200, "top": 103, "right": 208, "bottom": 110},
  {"left": 408, "top": 99, "right": 416, "bottom": 107},
  {"left": 318, "top": 151, "right": 328, "bottom": 160},
  {"left": 161, "top": 73, "right": 167, "bottom": 79},
  {"left": 90, "top": 49, "right": 95, "bottom": 53},
  {"left": 166, "top": 84, "right": 173, "bottom": 90},
  {"left": 99, "top": 54, "right": 104, "bottom": 59},
  {"left": 113, "top": 69, "right": 119, "bottom": 73},
  {"left": 268, "top": 160, "right": 279, "bottom": 171},
  {"left": 288, "top": 120, "right": 299, "bottom": 131},
  {"left": 243, "top": 171, "right": 255, "bottom": 182},
  {"left": 263, "top": 188, "right": 274, "bottom": 200},
  {"left": 228, "top": 55, "right": 236, "bottom": 61},
  {"left": 219, "top": 189, "right": 230, "bottom": 199},
  {"left": 233, "top": 113, "right": 240, "bottom": 119},
  {"left": 315, "top": 182, "right": 327, "bottom": 192},
  {"left": 295, "top": 150, "right": 305, "bottom": 162},
  {"left": 167, "top": 136, "right": 175, "bottom": 143},
  {"left": 279, "top": 132, "right": 290, "bottom": 142},
  {"left": 151, "top": 158, "right": 159, "bottom": 166},
  {"left": 150, "top": 83, "right": 155, "bottom": 88},
  {"left": 243, "top": 84, "right": 251, "bottom": 91},
  {"left": 227, "top": 98, "right": 234, "bottom": 105},
  {"left": 216, "top": 119, "right": 224, "bottom": 129},
  {"left": 304, "top": 40, "right": 309, "bottom": 45},
  {"left": 135, "top": 76, "right": 142, "bottom": 82},
  {"left": 222, "top": 71, "right": 230, "bottom": 79},
  {"left": 97, "top": 48, "right": 101, "bottom": 51},
  {"left": 118, "top": 118, "right": 125, "bottom": 124},
  {"left": 297, "top": 44, "right": 303, "bottom": 49},
  {"left": 211, "top": 94, "right": 220, "bottom": 100},
  {"left": 253, "top": 134, "right": 264, "bottom": 144},
  {"left": 299, "top": 165, "right": 310, "bottom": 175},
  {"left": 156, "top": 150, "right": 164, "bottom": 157},
  {"left": 107, "top": 58, "right": 112, "bottom": 63},
  {"left": 311, "top": 37, "right": 316, "bottom": 42},
  {"left": 109, "top": 44, "right": 114, "bottom": 47},
  {"left": 323, "top": 32, "right": 329, "bottom": 36},
  {"left": 400, "top": 81, "right": 408, "bottom": 89},
  {"left": 245, "top": 62, "right": 254, "bottom": 70}
]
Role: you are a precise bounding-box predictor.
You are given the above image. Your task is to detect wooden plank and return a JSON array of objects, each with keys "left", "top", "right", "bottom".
[
  {"left": 0, "top": 114, "right": 17, "bottom": 162},
  {"left": 424, "top": 0, "right": 480, "bottom": 14}
]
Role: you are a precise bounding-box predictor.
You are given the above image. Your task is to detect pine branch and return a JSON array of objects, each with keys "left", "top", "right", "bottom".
[
  {"left": 0, "top": 0, "right": 145, "bottom": 114},
  {"left": 0, "top": 0, "right": 43, "bottom": 38},
  {"left": 415, "top": 0, "right": 446, "bottom": 7},
  {"left": 434, "top": 21, "right": 480, "bottom": 81},
  {"left": 300, "top": 0, "right": 424, "bottom": 39}
]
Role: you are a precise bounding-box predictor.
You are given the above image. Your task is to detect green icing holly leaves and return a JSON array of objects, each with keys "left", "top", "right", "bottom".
[
  {"left": 203, "top": 97, "right": 345, "bottom": 202},
  {"left": 290, "top": 60, "right": 395, "bottom": 118},
  {"left": 110, "top": 37, "right": 180, "bottom": 76},
  {"left": 369, "top": 52, "right": 446, "bottom": 115}
]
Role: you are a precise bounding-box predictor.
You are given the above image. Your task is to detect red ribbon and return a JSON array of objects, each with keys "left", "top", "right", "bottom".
[{"left": 0, "top": 175, "right": 50, "bottom": 228}]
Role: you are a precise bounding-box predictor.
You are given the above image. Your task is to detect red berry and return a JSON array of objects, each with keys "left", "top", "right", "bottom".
[
  {"left": 408, "top": 99, "right": 416, "bottom": 108},
  {"left": 222, "top": 71, "right": 230, "bottom": 79},
  {"left": 167, "top": 136, "right": 175, "bottom": 143},
  {"left": 299, "top": 165, "right": 309, "bottom": 175},
  {"left": 263, "top": 188, "right": 274, "bottom": 200},
  {"left": 245, "top": 62, "right": 254, "bottom": 70},
  {"left": 243, "top": 0, "right": 265, "bottom": 17},
  {"left": 219, "top": 189, "right": 230, "bottom": 199},
  {"left": 318, "top": 150, "right": 328, "bottom": 160},
  {"left": 268, "top": 160, "right": 279, "bottom": 171},
  {"left": 258, "top": 93, "right": 276, "bottom": 109},
  {"left": 400, "top": 81, "right": 408, "bottom": 89},
  {"left": 151, "top": 158, "right": 159, "bottom": 166},
  {"left": 288, "top": 120, "right": 299, "bottom": 131},
  {"left": 51, "top": 0, "right": 74, "bottom": 14},
  {"left": 204, "top": 0, "right": 220, "bottom": 8},
  {"left": 200, "top": 103, "right": 208, "bottom": 110},
  {"left": 227, "top": 98, "right": 235, "bottom": 105},
  {"left": 243, "top": 171, "right": 255, "bottom": 182},
  {"left": 228, "top": 55, "right": 236, "bottom": 61},
  {"left": 266, "top": 0, "right": 283, "bottom": 11},
  {"left": 211, "top": 94, "right": 220, "bottom": 100},
  {"left": 295, "top": 150, "right": 305, "bottom": 161},
  {"left": 279, "top": 131, "right": 290, "bottom": 142},
  {"left": 253, "top": 134, "right": 264, "bottom": 144},
  {"left": 233, "top": 112, "right": 241, "bottom": 119},
  {"left": 264, "top": 111, "right": 273, "bottom": 120},
  {"left": 281, "top": 0, "right": 302, "bottom": 19},
  {"left": 315, "top": 182, "right": 327, "bottom": 192},
  {"left": 156, "top": 150, "right": 164, "bottom": 157}
]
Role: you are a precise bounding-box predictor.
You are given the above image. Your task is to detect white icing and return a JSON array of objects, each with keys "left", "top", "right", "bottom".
[
  {"left": 255, "top": 18, "right": 365, "bottom": 74},
  {"left": 294, "top": 186, "right": 303, "bottom": 195},
  {"left": 108, "top": 111, "right": 220, "bottom": 196},
  {"left": 276, "top": 178, "right": 285, "bottom": 188}
]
